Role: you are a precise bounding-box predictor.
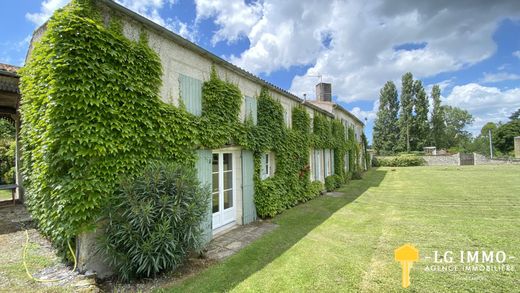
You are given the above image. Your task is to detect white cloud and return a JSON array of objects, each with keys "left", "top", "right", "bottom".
[
  {"left": 194, "top": 0, "right": 520, "bottom": 104},
  {"left": 444, "top": 83, "right": 520, "bottom": 134},
  {"left": 114, "top": 0, "right": 197, "bottom": 40},
  {"left": 513, "top": 50, "right": 520, "bottom": 59},
  {"left": 480, "top": 72, "right": 520, "bottom": 83},
  {"left": 26, "top": 0, "right": 70, "bottom": 26},
  {"left": 26, "top": 0, "right": 196, "bottom": 41},
  {"left": 194, "top": 0, "right": 262, "bottom": 45}
]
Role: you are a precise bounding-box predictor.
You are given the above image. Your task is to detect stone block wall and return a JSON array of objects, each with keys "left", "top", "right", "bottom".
[{"left": 422, "top": 154, "right": 460, "bottom": 166}]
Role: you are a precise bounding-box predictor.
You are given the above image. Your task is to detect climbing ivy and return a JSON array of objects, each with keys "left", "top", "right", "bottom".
[
  {"left": 199, "top": 67, "right": 242, "bottom": 149},
  {"left": 20, "top": 0, "right": 199, "bottom": 249},
  {"left": 251, "top": 93, "right": 315, "bottom": 217},
  {"left": 20, "top": 0, "right": 365, "bottom": 250}
]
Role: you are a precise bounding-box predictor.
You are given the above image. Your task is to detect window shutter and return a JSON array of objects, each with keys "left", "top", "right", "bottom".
[
  {"left": 196, "top": 149, "right": 212, "bottom": 245},
  {"left": 331, "top": 149, "right": 335, "bottom": 175},
  {"left": 260, "top": 154, "right": 267, "bottom": 179},
  {"left": 179, "top": 74, "right": 202, "bottom": 116},
  {"left": 244, "top": 96, "right": 257, "bottom": 125},
  {"left": 242, "top": 150, "right": 257, "bottom": 224}
]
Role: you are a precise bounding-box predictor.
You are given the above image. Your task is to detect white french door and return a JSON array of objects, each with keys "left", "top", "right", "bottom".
[{"left": 211, "top": 152, "right": 236, "bottom": 230}]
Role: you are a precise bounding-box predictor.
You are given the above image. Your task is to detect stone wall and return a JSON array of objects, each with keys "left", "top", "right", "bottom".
[
  {"left": 422, "top": 154, "right": 460, "bottom": 166},
  {"left": 473, "top": 153, "right": 520, "bottom": 165}
]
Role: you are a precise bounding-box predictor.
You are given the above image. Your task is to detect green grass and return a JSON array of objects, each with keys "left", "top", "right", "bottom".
[
  {"left": 0, "top": 189, "right": 13, "bottom": 201},
  {"left": 160, "top": 165, "right": 520, "bottom": 292}
]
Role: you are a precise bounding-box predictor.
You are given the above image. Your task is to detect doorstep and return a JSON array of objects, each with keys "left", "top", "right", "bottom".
[{"left": 206, "top": 220, "right": 277, "bottom": 261}]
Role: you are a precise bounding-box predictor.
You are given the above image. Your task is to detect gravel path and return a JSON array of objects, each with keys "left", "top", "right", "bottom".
[{"left": 0, "top": 205, "right": 100, "bottom": 292}]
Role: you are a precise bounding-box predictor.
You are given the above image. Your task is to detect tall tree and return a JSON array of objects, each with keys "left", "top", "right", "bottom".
[
  {"left": 411, "top": 80, "right": 429, "bottom": 150},
  {"left": 509, "top": 108, "right": 520, "bottom": 120},
  {"left": 398, "top": 72, "right": 414, "bottom": 152},
  {"left": 443, "top": 105, "right": 474, "bottom": 149},
  {"left": 373, "top": 81, "right": 400, "bottom": 155},
  {"left": 430, "top": 85, "right": 445, "bottom": 148},
  {"left": 494, "top": 119, "right": 520, "bottom": 154}
]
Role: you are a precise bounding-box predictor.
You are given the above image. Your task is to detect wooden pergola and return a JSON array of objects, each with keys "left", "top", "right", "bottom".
[{"left": 0, "top": 63, "right": 22, "bottom": 204}]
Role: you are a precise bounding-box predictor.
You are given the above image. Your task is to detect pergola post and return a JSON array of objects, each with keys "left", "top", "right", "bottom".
[{"left": 14, "top": 113, "right": 23, "bottom": 203}]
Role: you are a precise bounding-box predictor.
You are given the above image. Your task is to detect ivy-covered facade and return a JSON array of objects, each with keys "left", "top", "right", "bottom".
[{"left": 20, "top": 0, "right": 366, "bottom": 270}]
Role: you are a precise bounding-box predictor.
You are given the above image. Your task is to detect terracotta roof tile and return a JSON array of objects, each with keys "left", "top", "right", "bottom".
[{"left": 0, "top": 63, "right": 20, "bottom": 74}]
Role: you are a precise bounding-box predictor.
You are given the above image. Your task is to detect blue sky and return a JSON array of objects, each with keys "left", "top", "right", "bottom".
[{"left": 2, "top": 0, "right": 520, "bottom": 143}]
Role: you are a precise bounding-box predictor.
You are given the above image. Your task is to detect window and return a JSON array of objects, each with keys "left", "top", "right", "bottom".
[
  {"left": 261, "top": 152, "right": 273, "bottom": 179},
  {"left": 179, "top": 74, "right": 202, "bottom": 116}
]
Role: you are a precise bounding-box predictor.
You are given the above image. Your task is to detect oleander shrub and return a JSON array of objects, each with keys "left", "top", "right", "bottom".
[{"left": 99, "top": 162, "right": 209, "bottom": 280}]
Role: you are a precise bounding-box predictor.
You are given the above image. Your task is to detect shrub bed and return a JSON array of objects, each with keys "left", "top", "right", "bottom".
[
  {"left": 99, "top": 162, "right": 209, "bottom": 280},
  {"left": 373, "top": 154, "right": 426, "bottom": 167}
]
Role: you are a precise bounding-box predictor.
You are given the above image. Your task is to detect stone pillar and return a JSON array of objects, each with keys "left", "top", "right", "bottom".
[
  {"left": 76, "top": 227, "right": 113, "bottom": 279},
  {"left": 515, "top": 136, "right": 520, "bottom": 159}
]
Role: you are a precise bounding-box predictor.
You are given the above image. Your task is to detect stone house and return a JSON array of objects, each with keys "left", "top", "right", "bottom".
[{"left": 25, "top": 0, "right": 365, "bottom": 273}]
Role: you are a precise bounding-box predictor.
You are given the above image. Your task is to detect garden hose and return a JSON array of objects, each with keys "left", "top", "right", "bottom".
[{"left": 23, "top": 230, "right": 77, "bottom": 282}]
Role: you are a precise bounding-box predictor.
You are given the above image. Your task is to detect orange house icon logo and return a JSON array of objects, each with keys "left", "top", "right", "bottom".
[{"left": 395, "top": 244, "right": 419, "bottom": 288}]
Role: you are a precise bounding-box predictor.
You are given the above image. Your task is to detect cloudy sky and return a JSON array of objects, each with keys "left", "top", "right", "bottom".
[{"left": 1, "top": 0, "right": 520, "bottom": 142}]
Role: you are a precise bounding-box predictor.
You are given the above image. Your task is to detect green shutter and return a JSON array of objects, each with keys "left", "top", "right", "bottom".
[
  {"left": 331, "top": 149, "right": 335, "bottom": 175},
  {"left": 244, "top": 96, "right": 257, "bottom": 125},
  {"left": 313, "top": 149, "right": 319, "bottom": 181},
  {"left": 179, "top": 74, "right": 202, "bottom": 116},
  {"left": 242, "top": 150, "right": 257, "bottom": 224},
  {"left": 260, "top": 153, "right": 266, "bottom": 179},
  {"left": 196, "top": 149, "right": 212, "bottom": 245}
]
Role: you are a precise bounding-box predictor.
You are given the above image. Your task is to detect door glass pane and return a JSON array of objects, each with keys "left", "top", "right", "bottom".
[
  {"left": 212, "top": 192, "right": 219, "bottom": 213},
  {"left": 224, "top": 190, "right": 233, "bottom": 209},
  {"left": 223, "top": 153, "right": 232, "bottom": 171},
  {"left": 212, "top": 154, "right": 219, "bottom": 172},
  {"left": 223, "top": 171, "right": 232, "bottom": 190},
  {"left": 212, "top": 172, "right": 219, "bottom": 192}
]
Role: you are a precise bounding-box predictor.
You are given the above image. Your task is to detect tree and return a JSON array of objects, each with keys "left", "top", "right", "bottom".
[
  {"left": 411, "top": 80, "right": 429, "bottom": 150},
  {"left": 0, "top": 119, "right": 14, "bottom": 140},
  {"left": 398, "top": 72, "right": 414, "bottom": 152},
  {"left": 470, "top": 122, "right": 497, "bottom": 156},
  {"left": 373, "top": 81, "right": 400, "bottom": 155},
  {"left": 430, "top": 85, "right": 445, "bottom": 148},
  {"left": 443, "top": 106, "right": 474, "bottom": 149},
  {"left": 494, "top": 120, "right": 520, "bottom": 154},
  {"left": 509, "top": 108, "right": 520, "bottom": 120}
]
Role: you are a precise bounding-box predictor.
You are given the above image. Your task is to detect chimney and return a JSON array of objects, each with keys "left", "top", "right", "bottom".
[{"left": 316, "top": 82, "right": 332, "bottom": 102}]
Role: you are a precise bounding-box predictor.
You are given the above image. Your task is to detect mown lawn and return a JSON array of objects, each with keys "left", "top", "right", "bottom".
[
  {"left": 160, "top": 165, "right": 520, "bottom": 292},
  {"left": 0, "top": 189, "right": 12, "bottom": 201}
]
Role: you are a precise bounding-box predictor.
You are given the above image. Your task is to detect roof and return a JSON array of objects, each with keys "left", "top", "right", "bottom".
[
  {"left": 0, "top": 63, "right": 19, "bottom": 78},
  {"left": 333, "top": 103, "right": 364, "bottom": 126},
  {"left": 307, "top": 100, "right": 364, "bottom": 126},
  {"left": 95, "top": 0, "right": 333, "bottom": 118},
  {"left": 0, "top": 63, "right": 20, "bottom": 114}
]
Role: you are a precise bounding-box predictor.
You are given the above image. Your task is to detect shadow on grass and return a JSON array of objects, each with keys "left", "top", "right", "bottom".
[{"left": 160, "top": 169, "right": 387, "bottom": 292}]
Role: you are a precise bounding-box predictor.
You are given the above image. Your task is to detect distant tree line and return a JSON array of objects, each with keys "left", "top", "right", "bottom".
[
  {"left": 468, "top": 110, "right": 520, "bottom": 157},
  {"left": 373, "top": 72, "right": 473, "bottom": 155}
]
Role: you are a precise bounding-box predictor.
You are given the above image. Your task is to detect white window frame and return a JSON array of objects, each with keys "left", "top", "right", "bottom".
[{"left": 261, "top": 152, "right": 273, "bottom": 180}]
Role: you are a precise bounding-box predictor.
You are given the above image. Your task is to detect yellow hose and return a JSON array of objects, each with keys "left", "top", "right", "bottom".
[{"left": 23, "top": 230, "right": 77, "bottom": 282}]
